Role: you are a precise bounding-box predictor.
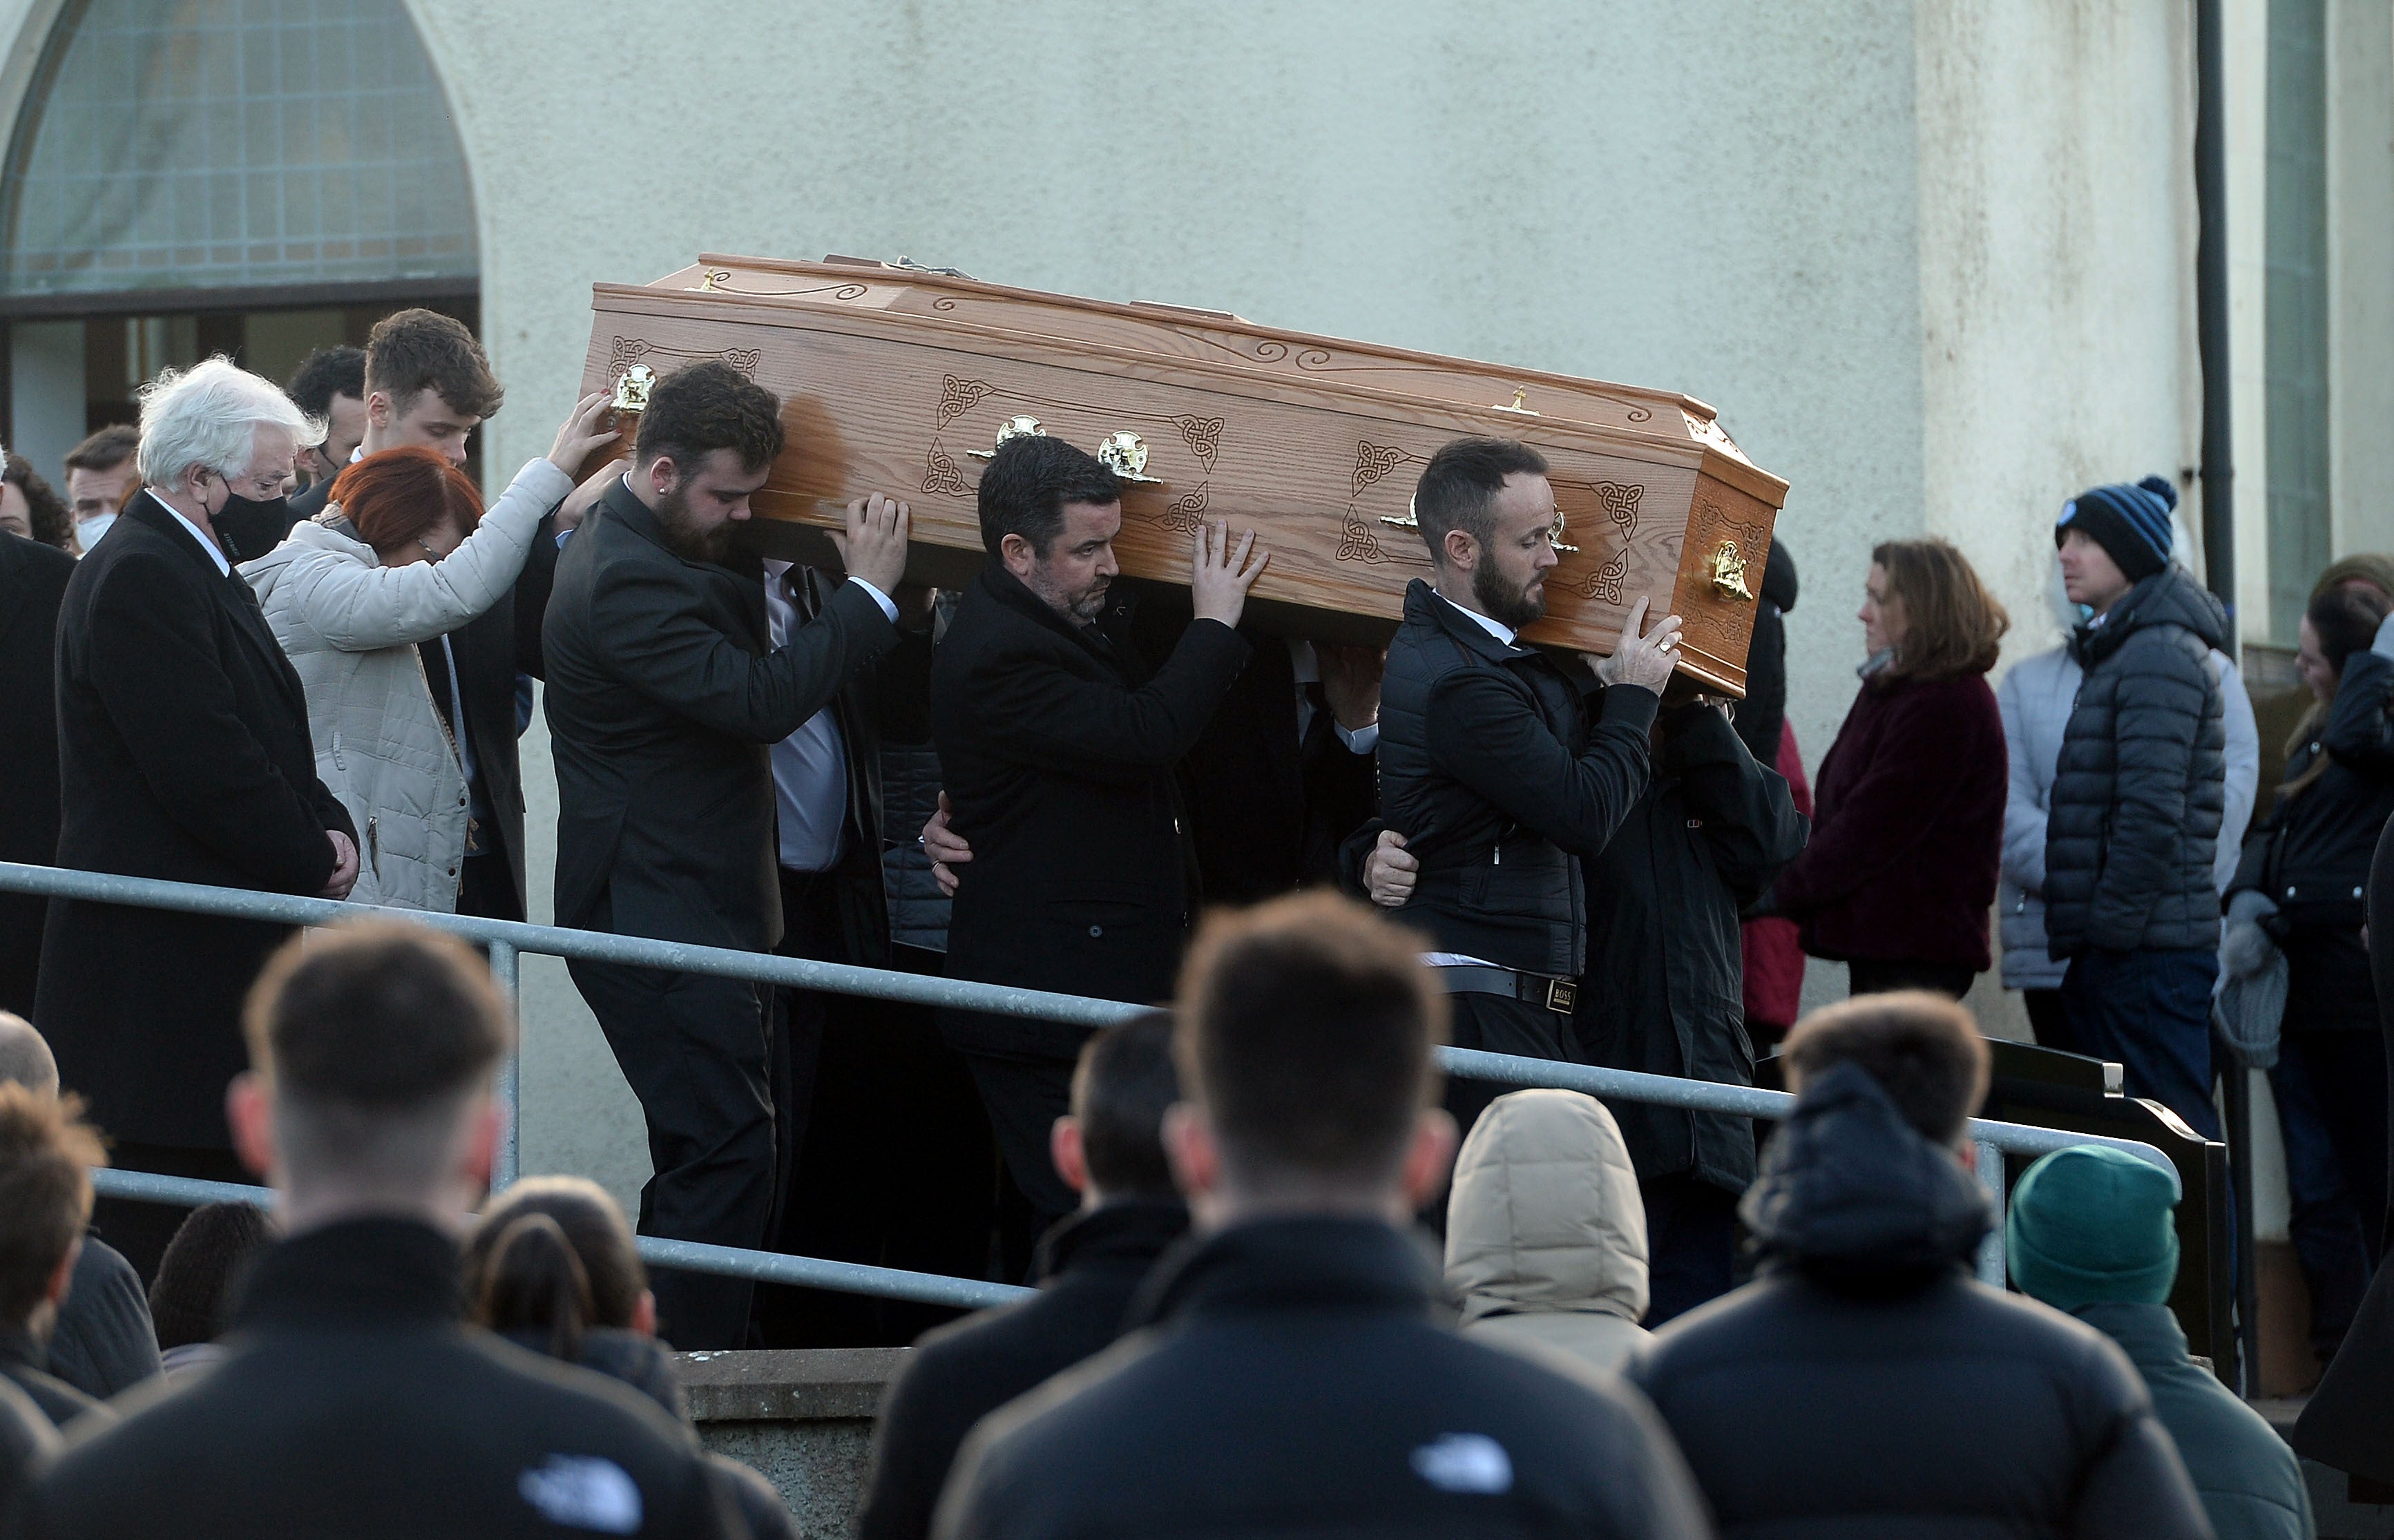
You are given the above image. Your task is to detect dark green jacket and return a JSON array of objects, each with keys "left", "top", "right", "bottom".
[{"left": 2075, "top": 1301, "right": 2312, "bottom": 1540}]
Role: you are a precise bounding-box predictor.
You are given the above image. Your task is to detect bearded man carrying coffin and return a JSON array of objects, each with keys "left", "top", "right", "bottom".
[
  {"left": 1366, "top": 437, "right": 1682, "bottom": 1137},
  {"left": 930, "top": 433, "right": 1266, "bottom": 1243}
]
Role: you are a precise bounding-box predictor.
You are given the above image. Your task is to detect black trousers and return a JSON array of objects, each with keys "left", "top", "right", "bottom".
[
  {"left": 1848, "top": 959, "right": 1977, "bottom": 1000},
  {"left": 90, "top": 1142, "right": 253, "bottom": 1286},
  {"left": 2023, "top": 988, "right": 2072, "bottom": 1052},
  {"left": 957, "top": 1049, "right": 1081, "bottom": 1266},
  {"left": 1442, "top": 990, "right": 1577, "bottom": 1142},
  {"left": 1642, "top": 1173, "right": 1740, "bottom": 1327},
  {"left": 569, "top": 928, "right": 776, "bottom": 1351}
]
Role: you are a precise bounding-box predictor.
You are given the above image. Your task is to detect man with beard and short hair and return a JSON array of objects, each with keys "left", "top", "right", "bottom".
[
  {"left": 1367, "top": 436, "right": 1680, "bottom": 1136},
  {"left": 284, "top": 345, "right": 366, "bottom": 491},
  {"left": 930, "top": 432, "right": 1264, "bottom": 1236},
  {"left": 543, "top": 360, "right": 910, "bottom": 1348}
]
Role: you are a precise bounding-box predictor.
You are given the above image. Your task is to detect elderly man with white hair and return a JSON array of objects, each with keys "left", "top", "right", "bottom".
[{"left": 32, "top": 356, "right": 358, "bottom": 1282}]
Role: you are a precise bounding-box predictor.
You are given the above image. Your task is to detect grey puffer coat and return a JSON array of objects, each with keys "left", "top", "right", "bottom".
[{"left": 2045, "top": 567, "right": 2229, "bottom": 959}]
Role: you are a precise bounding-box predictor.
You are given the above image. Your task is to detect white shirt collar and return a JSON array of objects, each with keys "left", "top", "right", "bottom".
[
  {"left": 158, "top": 499, "right": 231, "bottom": 577},
  {"left": 1437, "top": 590, "right": 1517, "bottom": 647}
]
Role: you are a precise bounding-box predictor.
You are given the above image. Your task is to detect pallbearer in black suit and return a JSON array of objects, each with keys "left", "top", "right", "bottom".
[
  {"left": 34, "top": 358, "right": 358, "bottom": 1279},
  {"left": 542, "top": 361, "right": 910, "bottom": 1349},
  {"left": 930, "top": 433, "right": 1265, "bottom": 1234}
]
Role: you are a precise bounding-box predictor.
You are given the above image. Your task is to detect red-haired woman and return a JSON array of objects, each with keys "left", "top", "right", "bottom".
[
  {"left": 1770, "top": 538, "right": 2011, "bottom": 998},
  {"left": 242, "top": 398, "right": 613, "bottom": 910}
]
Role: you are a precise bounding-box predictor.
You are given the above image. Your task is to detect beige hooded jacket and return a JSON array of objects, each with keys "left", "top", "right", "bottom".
[{"left": 1444, "top": 1088, "right": 1652, "bottom": 1375}]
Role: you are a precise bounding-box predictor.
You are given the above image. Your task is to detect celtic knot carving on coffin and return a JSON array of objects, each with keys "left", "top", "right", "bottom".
[
  {"left": 1157, "top": 483, "right": 1209, "bottom": 533},
  {"left": 1577, "top": 550, "right": 1630, "bottom": 604},
  {"left": 609, "top": 338, "right": 761, "bottom": 377},
  {"left": 1680, "top": 501, "right": 1775, "bottom": 653},
  {"left": 921, "top": 441, "right": 970, "bottom": 498},
  {"left": 1352, "top": 441, "right": 1408, "bottom": 498},
  {"left": 1174, "top": 415, "right": 1224, "bottom": 472},
  {"left": 938, "top": 376, "right": 995, "bottom": 427},
  {"left": 1336, "top": 508, "right": 1397, "bottom": 564},
  {"left": 1596, "top": 481, "right": 1643, "bottom": 537}
]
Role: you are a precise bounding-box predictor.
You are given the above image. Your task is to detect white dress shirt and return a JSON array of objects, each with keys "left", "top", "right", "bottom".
[
  {"left": 763, "top": 559, "right": 899, "bottom": 873},
  {"left": 1287, "top": 638, "right": 1378, "bottom": 755},
  {"left": 162, "top": 502, "right": 231, "bottom": 577}
]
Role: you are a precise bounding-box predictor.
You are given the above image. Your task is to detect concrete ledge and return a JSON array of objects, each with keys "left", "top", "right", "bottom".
[
  {"left": 676, "top": 1346, "right": 908, "bottom": 1421},
  {"left": 674, "top": 1348, "right": 908, "bottom": 1534}
]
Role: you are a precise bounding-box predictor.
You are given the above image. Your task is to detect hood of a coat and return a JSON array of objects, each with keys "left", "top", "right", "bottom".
[
  {"left": 2074, "top": 565, "right": 2227, "bottom": 668},
  {"left": 1760, "top": 536, "right": 1797, "bottom": 613},
  {"left": 1443, "top": 1089, "right": 1649, "bottom": 1325},
  {"left": 238, "top": 512, "right": 374, "bottom": 606},
  {"left": 1740, "top": 1061, "right": 1990, "bottom": 1291}
]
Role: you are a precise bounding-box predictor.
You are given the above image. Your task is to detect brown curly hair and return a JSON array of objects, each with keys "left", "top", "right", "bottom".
[{"left": 6, "top": 454, "right": 73, "bottom": 550}]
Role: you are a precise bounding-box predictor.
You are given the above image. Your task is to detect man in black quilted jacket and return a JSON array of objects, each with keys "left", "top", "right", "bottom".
[{"left": 2042, "top": 476, "right": 2228, "bottom": 1139}]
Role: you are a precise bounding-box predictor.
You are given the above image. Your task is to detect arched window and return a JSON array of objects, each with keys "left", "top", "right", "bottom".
[
  {"left": 2, "top": 0, "right": 477, "bottom": 298},
  {"left": 0, "top": 0, "right": 479, "bottom": 490}
]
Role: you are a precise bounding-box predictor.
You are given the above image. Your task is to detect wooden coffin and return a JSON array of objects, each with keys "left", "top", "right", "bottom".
[{"left": 579, "top": 255, "right": 1788, "bottom": 693}]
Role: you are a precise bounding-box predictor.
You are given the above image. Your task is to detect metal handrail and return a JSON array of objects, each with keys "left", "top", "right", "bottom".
[{"left": 4, "top": 860, "right": 2181, "bottom": 1300}]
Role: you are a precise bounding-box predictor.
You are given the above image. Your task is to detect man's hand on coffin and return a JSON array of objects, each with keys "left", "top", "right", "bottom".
[
  {"left": 1362, "top": 829, "right": 1417, "bottom": 909},
  {"left": 1589, "top": 596, "right": 1683, "bottom": 694},
  {"left": 1319, "top": 643, "right": 1385, "bottom": 731},
  {"left": 845, "top": 493, "right": 911, "bottom": 595},
  {"left": 923, "top": 791, "right": 970, "bottom": 896},
  {"left": 1189, "top": 519, "right": 1269, "bottom": 628},
  {"left": 548, "top": 391, "right": 621, "bottom": 480}
]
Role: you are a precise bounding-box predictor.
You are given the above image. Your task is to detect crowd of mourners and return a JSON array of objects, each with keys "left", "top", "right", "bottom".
[{"left": 0, "top": 310, "right": 2388, "bottom": 1534}]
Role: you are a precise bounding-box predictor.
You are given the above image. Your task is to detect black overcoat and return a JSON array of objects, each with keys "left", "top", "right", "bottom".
[
  {"left": 0, "top": 532, "right": 73, "bottom": 1014},
  {"left": 931, "top": 565, "right": 1248, "bottom": 1060},
  {"left": 542, "top": 479, "right": 896, "bottom": 952},
  {"left": 33, "top": 493, "right": 354, "bottom": 1148},
  {"left": 1574, "top": 704, "right": 1808, "bottom": 1194}
]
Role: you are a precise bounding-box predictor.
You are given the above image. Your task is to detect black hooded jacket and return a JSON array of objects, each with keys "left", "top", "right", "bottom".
[
  {"left": 1629, "top": 1063, "right": 2212, "bottom": 1539},
  {"left": 1734, "top": 538, "right": 1797, "bottom": 767},
  {"left": 2045, "top": 567, "right": 2228, "bottom": 957},
  {"left": 934, "top": 1215, "right": 1710, "bottom": 1540}
]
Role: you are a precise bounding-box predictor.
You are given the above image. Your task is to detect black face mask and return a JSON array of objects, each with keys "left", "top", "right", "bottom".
[{"left": 210, "top": 490, "right": 292, "bottom": 561}]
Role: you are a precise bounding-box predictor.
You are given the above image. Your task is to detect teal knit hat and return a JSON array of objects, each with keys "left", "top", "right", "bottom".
[{"left": 2006, "top": 1146, "right": 2180, "bottom": 1308}]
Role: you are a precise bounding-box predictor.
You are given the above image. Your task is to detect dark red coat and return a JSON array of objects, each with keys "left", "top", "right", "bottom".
[
  {"left": 1741, "top": 722, "right": 1813, "bottom": 1031},
  {"left": 1774, "top": 668, "right": 2006, "bottom": 971}
]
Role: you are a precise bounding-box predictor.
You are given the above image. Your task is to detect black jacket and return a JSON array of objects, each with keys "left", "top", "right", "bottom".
[
  {"left": 935, "top": 1215, "right": 1711, "bottom": 1540},
  {"left": 32, "top": 494, "right": 355, "bottom": 1148},
  {"left": 0, "top": 532, "right": 73, "bottom": 1016},
  {"left": 0, "top": 1376, "right": 57, "bottom": 1525},
  {"left": 283, "top": 475, "right": 562, "bottom": 918},
  {"left": 15, "top": 1218, "right": 742, "bottom": 1539},
  {"left": 1379, "top": 579, "right": 1657, "bottom": 976},
  {"left": 544, "top": 479, "right": 897, "bottom": 952},
  {"left": 2232, "top": 648, "right": 2394, "bottom": 1035},
  {"left": 858, "top": 1200, "right": 1187, "bottom": 1540},
  {"left": 931, "top": 566, "right": 1249, "bottom": 1059},
  {"left": 1119, "top": 584, "right": 1379, "bottom": 904},
  {"left": 43, "top": 1238, "right": 159, "bottom": 1403},
  {"left": 0, "top": 1325, "right": 108, "bottom": 1436},
  {"left": 2045, "top": 568, "right": 2228, "bottom": 958},
  {"left": 1630, "top": 1062, "right": 2212, "bottom": 1539},
  {"left": 1577, "top": 706, "right": 1807, "bottom": 1195}
]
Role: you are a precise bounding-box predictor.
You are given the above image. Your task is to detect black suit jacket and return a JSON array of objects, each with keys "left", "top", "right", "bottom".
[
  {"left": 1121, "top": 584, "right": 1377, "bottom": 904},
  {"left": 931, "top": 566, "right": 1249, "bottom": 1059},
  {"left": 17, "top": 1220, "right": 740, "bottom": 1539},
  {"left": 287, "top": 474, "right": 559, "bottom": 917},
  {"left": 543, "top": 479, "right": 898, "bottom": 952},
  {"left": 0, "top": 532, "right": 74, "bottom": 1014},
  {"left": 33, "top": 494, "right": 354, "bottom": 1148}
]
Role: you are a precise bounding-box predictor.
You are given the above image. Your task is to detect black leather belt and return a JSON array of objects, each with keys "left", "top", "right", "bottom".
[{"left": 1437, "top": 965, "right": 1578, "bottom": 1015}]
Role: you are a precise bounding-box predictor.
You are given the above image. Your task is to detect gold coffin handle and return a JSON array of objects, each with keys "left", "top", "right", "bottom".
[
  {"left": 966, "top": 414, "right": 1047, "bottom": 460},
  {"left": 1709, "top": 539, "right": 1755, "bottom": 602},
  {"left": 1095, "top": 430, "right": 1163, "bottom": 485},
  {"left": 1381, "top": 497, "right": 1579, "bottom": 556}
]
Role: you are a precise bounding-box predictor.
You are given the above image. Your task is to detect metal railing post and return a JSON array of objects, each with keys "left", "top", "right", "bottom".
[
  {"left": 488, "top": 939, "right": 520, "bottom": 1191},
  {"left": 1973, "top": 1139, "right": 2007, "bottom": 1287}
]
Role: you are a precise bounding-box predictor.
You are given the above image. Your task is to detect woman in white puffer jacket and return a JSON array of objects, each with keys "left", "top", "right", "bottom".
[{"left": 242, "top": 394, "right": 615, "bottom": 911}]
